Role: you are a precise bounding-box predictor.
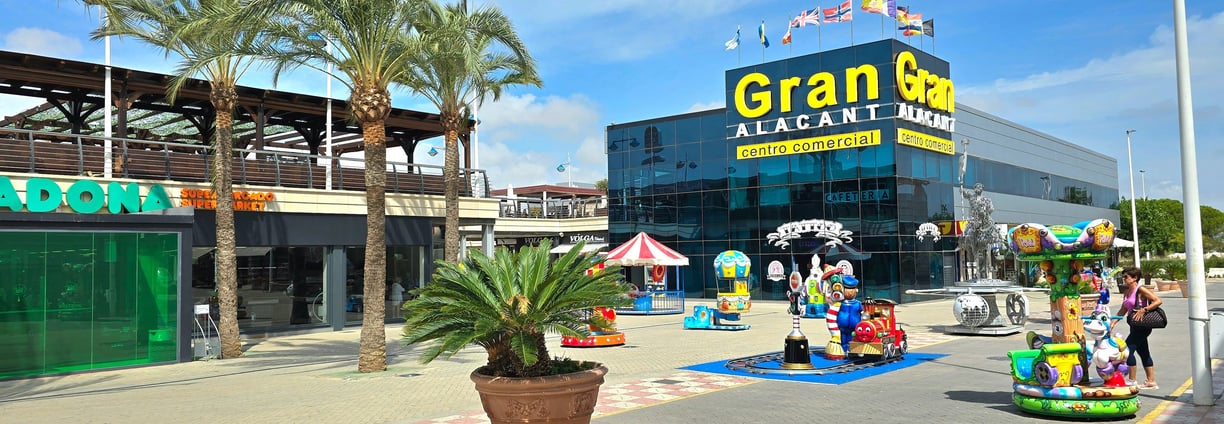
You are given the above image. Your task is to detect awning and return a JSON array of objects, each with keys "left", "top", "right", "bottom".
[
  {"left": 1113, "top": 238, "right": 1135, "bottom": 248},
  {"left": 549, "top": 243, "right": 608, "bottom": 254}
]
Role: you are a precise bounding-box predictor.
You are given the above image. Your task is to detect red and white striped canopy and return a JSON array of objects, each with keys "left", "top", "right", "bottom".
[{"left": 604, "top": 232, "right": 689, "bottom": 266}]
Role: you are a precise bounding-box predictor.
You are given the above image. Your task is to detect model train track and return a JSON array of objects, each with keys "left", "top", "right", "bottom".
[{"left": 723, "top": 348, "right": 902, "bottom": 375}]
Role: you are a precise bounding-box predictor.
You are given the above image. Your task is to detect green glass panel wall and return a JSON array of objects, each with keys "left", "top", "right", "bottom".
[{"left": 0, "top": 231, "right": 180, "bottom": 379}]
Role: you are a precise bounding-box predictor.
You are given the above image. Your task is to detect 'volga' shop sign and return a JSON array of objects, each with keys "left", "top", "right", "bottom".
[
  {"left": 566, "top": 234, "right": 606, "bottom": 244},
  {"left": 0, "top": 176, "right": 172, "bottom": 213}
]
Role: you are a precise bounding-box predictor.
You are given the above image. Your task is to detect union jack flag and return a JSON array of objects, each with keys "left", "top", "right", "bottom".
[
  {"left": 824, "top": 0, "right": 854, "bottom": 23},
  {"left": 792, "top": 8, "right": 822, "bottom": 27}
]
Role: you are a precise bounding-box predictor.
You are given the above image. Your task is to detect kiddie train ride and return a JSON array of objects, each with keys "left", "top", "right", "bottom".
[
  {"left": 1004, "top": 219, "right": 1140, "bottom": 418},
  {"left": 724, "top": 255, "right": 908, "bottom": 375},
  {"left": 684, "top": 250, "right": 752, "bottom": 330}
]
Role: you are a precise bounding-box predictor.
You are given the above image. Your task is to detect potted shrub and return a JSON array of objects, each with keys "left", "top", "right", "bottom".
[{"left": 402, "top": 240, "right": 631, "bottom": 424}]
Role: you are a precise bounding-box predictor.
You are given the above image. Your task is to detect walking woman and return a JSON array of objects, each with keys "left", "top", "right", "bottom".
[{"left": 1111, "top": 266, "right": 1163, "bottom": 389}]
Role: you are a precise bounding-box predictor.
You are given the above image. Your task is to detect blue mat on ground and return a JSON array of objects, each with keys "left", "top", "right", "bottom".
[{"left": 681, "top": 350, "right": 948, "bottom": 385}]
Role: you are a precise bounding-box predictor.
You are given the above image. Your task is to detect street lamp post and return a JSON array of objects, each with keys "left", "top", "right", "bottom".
[
  {"left": 307, "top": 33, "right": 333, "bottom": 189},
  {"left": 324, "top": 41, "right": 333, "bottom": 190},
  {"left": 101, "top": 6, "right": 112, "bottom": 178},
  {"left": 1140, "top": 170, "right": 1146, "bottom": 199},
  {"left": 1125, "top": 129, "right": 1140, "bottom": 269}
]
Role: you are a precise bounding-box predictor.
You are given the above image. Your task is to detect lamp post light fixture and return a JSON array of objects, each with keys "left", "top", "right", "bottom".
[
  {"left": 556, "top": 153, "right": 573, "bottom": 187},
  {"left": 1125, "top": 129, "right": 1140, "bottom": 269}
]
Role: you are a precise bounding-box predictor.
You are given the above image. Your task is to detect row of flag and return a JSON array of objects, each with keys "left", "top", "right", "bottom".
[{"left": 725, "top": 0, "right": 934, "bottom": 50}]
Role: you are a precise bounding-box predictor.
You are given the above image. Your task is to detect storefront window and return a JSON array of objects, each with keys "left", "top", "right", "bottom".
[
  {"left": 191, "top": 246, "right": 326, "bottom": 331},
  {"left": 1, "top": 231, "right": 179, "bottom": 379},
  {"left": 342, "top": 246, "right": 427, "bottom": 323}
]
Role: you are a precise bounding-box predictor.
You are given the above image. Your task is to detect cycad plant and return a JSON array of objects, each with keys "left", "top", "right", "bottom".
[{"left": 403, "top": 240, "right": 631, "bottom": 378}]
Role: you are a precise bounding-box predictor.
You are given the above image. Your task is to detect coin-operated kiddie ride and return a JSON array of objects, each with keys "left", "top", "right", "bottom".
[
  {"left": 684, "top": 250, "right": 751, "bottom": 331},
  {"left": 801, "top": 254, "right": 828, "bottom": 319},
  {"left": 561, "top": 262, "right": 626, "bottom": 347},
  {"left": 1004, "top": 219, "right": 1140, "bottom": 418}
]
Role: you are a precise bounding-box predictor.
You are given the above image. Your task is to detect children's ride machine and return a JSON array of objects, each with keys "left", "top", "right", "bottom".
[
  {"left": 684, "top": 250, "right": 751, "bottom": 331},
  {"left": 560, "top": 307, "right": 624, "bottom": 347},
  {"left": 1004, "top": 219, "right": 1140, "bottom": 418},
  {"left": 561, "top": 262, "right": 626, "bottom": 347}
]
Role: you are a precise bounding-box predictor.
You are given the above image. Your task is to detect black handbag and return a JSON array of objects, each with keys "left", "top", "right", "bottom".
[{"left": 1127, "top": 306, "right": 1168, "bottom": 329}]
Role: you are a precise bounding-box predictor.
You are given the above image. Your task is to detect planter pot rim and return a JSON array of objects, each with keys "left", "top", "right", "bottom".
[
  {"left": 470, "top": 362, "right": 608, "bottom": 385},
  {"left": 470, "top": 362, "right": 608, "bottom": 424}
]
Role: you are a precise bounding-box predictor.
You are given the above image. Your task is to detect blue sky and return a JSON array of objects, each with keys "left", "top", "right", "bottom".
[{"left": 1, "top": 1, "right": 1221, "bottom": 210}]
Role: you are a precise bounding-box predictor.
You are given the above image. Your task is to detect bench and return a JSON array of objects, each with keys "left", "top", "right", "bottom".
[{"left": 1208, "top": 268, "right": 1224, "bottom": 279}]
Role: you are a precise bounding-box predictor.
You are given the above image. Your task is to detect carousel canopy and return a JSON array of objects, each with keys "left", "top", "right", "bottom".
[{"left": 604, "top": 232, "right": 689, "bottom": 266}]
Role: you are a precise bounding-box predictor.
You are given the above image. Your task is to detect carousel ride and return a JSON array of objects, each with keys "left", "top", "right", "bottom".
[
  {"left": 561, "top": 262, "right": 626, "bottom": 347},
  {"left": 1004, "top": 219, "right": 1141, "bottom": 418},
  {"left": 684, "top": 250, "right": 752, "bottom": 330}
]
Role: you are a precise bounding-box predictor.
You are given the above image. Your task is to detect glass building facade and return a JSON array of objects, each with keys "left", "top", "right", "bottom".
[
  {"left": 0, "top": 231, "right": 181, "bottom": 379},
  {"left": 606, "top": 40, "right": 1119, "bottom": 303}
]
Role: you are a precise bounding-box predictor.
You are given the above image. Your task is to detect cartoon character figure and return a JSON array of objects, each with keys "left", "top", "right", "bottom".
[
  {"left": 837, "top": 275, "right": 863, "bottom": 354},
  {"left": 1084, "top": 311, "right": 1129, "bottom": 386}
]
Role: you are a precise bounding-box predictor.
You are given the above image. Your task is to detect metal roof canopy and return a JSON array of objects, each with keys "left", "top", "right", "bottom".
[{"left": 0, "top": 50, "right": 475, "bottom": 167}]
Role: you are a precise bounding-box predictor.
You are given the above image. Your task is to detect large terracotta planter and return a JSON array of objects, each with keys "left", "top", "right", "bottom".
[
  {"left": 471, "top": 363, "right": 607, "bottom": 424},
  {"left": 1157, "top": 280, "right": 1178, "bottom": 292},
  {"left": 1178, "top": 280, "right": 1190, "bottom": 297}
]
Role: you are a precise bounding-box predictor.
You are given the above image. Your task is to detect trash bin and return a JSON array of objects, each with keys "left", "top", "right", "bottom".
[{"left": 1211, "top": 311, "right": 1224, "bottom": 359}]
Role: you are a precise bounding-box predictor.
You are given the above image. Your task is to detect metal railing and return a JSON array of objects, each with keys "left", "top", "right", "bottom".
[
  {"left": 614, "top": 291, "right": 685, "bottom": 315},
  {"left": 0, "top": 128, "right": 490, "bottom": 198},
  {"left": 495, "top": 196, "right": 608, "bottom": 219}
]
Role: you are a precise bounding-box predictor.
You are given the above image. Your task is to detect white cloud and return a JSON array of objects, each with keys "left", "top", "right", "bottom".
[
  {"left": 3, "top": 27, "right": 82, "bottom": 58},
  {"left": 686, "top": 101, "right": 724, "bottom": 113},
  {"left": 956, "top": 11, "right": 1224, "bottom": 210},
  {"left": 475, "top": 93, "right": 605, "bottom": 187}
]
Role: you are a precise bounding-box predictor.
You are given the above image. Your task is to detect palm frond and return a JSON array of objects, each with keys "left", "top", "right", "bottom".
[{"left": 402, "top": 240, "right": 631, "bottom": 377}]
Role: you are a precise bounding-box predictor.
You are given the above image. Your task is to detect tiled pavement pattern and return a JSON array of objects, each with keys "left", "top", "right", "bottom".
[
  {"left": 414, "top": 316, "right": 963, "bottom": 423},
  {"left": 5, "top": 287, "right": 1221, "bottom": 423},
  {"left": 1141, "top": 359, "right": 1224, "bottom": 424},
  {"left": 414, "top": 372, "right": 757, "bottom": 424}
]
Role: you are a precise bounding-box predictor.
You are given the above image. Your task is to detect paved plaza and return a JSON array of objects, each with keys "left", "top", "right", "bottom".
[{"left": 2, "top": 282, "right": 1223, "bottom": 423}]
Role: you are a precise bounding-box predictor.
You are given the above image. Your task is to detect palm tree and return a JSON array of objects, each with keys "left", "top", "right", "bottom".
[
  {"left": 90, "top": 0, "right": 261, "bottom": 360},
  {"left": 398, "top": 0, "right": 540, "bottom": 263},
  {"left": 245, "top": 0, "right": 427, "bottom": 372}
]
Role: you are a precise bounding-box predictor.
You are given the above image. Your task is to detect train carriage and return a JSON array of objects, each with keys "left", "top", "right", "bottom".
[{"left": 849, "top": 298, "right": 908, "bottom": 360}]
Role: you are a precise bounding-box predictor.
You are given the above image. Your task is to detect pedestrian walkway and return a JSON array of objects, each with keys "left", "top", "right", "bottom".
[
  {"left": 1141, "top": 359, "right": 1224, "bottom": 424},
  {"left": 0, "top": 285, "right": 1220, "bottom": 424},
  {"left": 417, "top": 372, "right": 757, "bottom": 424}
]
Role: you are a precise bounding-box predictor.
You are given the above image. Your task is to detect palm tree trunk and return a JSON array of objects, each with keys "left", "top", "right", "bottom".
[
  {"left": 359, "top": 119, "right": 388, "bottom": 373},
  {"left": 210, "top": 84, "right": 242, "bottom": 359},
  {"left": 443, "top": 128, "right": 461, "bottom": 262}
]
